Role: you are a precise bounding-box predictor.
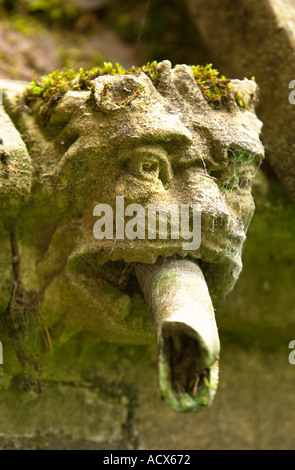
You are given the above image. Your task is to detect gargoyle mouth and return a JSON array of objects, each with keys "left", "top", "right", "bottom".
[
  {"left": 66, "top": 252, "right": 220, "bottom": 412},
  {"left": 65, "top": 207, "right": 245, "bottom": 411}
]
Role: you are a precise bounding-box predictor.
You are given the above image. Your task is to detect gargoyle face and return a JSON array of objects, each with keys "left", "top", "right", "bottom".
[
  {"left": 31, "top": 61, "right": 263, "bottom": 301},
  {"left": 2, "top": 61, "right": 264, "bottom": 411}
]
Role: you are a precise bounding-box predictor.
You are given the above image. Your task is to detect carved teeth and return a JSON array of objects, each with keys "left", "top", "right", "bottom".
[{"left": 135, "top": 258, "right": 220, "bottom": 412}]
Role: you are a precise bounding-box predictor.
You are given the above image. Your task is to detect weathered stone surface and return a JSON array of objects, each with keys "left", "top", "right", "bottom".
[
  {"left": 0, "top": 61, "right": 267, "bottom": 441},
  {"left": 185, "top": 0, "right": 295, "bottom": 200},
  {"left": 0, "top": 222, "right": 12, "bottom": 315},
  {"left": 1, "top": 62, "right": 264, "bottom": 307},
  {"left": 0, "top": 101, "right": 32, "bottom": 215},
  {"left": 0, "top": 92, "right": 33, "bottom": 314},
  {"left": 0, "top": 173, "right": 294, "bottom": 449},
  {"left": 0, "top": 379, "right": 137, "bottom": 449}
]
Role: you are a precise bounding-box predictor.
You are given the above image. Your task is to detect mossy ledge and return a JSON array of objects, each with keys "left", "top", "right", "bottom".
[{"left": 23, "top": 61, "right": 247, "bottom": 114}]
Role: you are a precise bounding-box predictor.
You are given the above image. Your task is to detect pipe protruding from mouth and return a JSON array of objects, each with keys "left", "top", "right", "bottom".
[{"left": 135, "top": 258, "right": 220, "bottom": 412}]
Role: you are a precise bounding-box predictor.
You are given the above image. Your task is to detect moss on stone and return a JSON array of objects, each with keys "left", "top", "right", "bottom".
[
  {"left": 191, "top": 63, "right": 247, "bottom": 109},
  {"left": 24, "top": 61, "right": 157, "bottom": 110},
  {"left": 190, "top": 64, "right": 232, "bottom": 106},
  {"left": 24, "top": 61, "right": 247, "bottom": 116},
  {"left": 158, "top": 354, "right": 219, "bottom": 412},
  {"left": 227, "top": 148, "right": 256, "bottom": 165}
]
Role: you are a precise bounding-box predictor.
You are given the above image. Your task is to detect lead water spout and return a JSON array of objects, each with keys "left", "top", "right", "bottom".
[{"left": 135, "top": 258, "right": 220, "bottom": 412}]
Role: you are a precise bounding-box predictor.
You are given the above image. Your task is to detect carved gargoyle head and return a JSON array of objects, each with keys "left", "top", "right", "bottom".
[{"left": 1, "top": 61, "right": 264, "bottom": 411}]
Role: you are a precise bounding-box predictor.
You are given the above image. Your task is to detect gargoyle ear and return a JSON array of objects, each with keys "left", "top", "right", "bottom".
[{"left": 230, "top": 78, "right": 259, "bottom": 113}]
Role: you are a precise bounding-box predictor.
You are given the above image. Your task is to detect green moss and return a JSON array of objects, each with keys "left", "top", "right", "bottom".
[
  {"left": 152, "top": 271, "right": 179, "bottom": 291},
  {"left": 24, "top": 61, "right": 158, "bottom": 114},
  {"left": 208, "top": 147, "right": 259, "bottom": 193},
  {"left": 128, "top": 61, "right": 159, "bottom": 82},
  {"left": 190, "top": 64, "right": 232, "bottom": 107},
  {"left": 234, "top": 90, "right": 247, "bottom": 109},
  {"left": 227, "top": 148, "right": 256, "bottom": 165},
  {"left": 222, "top": 149, "right": 259, "bottom": 192},
  {"left": 24, "top": 61, "right": 249, "bottom": 116},
  {"left": 0, "top": 369, "right": 13, "bottom": 392},
  {"left": 24, "top": 64, "right": 120, "bottom": 108},
  {"left": 190, "top": 64, "right": 247, "bottom": 109},
  {"left": 158, "top": 354, "right": 219, "bottom": 412}
]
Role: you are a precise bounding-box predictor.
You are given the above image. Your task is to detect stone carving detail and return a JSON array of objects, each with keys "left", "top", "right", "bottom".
[{"left": 0, "top": 61, "right": 264, "bottom": 411}]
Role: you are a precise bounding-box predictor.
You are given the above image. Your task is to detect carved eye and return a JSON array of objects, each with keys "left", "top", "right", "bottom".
[
  {"left": 119, "top": 145, "right": 173, "bottom": 188},
  {"left": 140, "top": 161, "right": 157, "bottom": 172},
  {"left": 138, "top": 158, "right": 159, "bottom": 179}
]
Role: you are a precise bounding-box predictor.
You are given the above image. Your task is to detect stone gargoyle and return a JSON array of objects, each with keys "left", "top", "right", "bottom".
[{"left": 0, "top": 61, "right": 264, "bottom": 412}]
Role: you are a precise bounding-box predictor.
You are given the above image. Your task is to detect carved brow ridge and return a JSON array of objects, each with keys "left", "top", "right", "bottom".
[{"left": 115, "top": 131, "right": 193, "bottom": 154}]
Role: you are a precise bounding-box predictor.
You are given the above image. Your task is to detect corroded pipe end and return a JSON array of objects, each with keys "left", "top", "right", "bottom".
[
  {"left": 135, "top": 258, "right": 220, "bottom": 412},
  {"left": 158, "top": 322, "right": 219, "bottom": 412}
]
